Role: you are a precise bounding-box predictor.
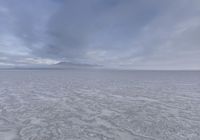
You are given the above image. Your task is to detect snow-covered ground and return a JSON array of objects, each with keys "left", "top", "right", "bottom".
[{"left": 0, "top": 69, "right": 200, "bottom": 140}]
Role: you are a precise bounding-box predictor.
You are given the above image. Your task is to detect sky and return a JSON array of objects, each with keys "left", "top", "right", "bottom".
[{"left": 0, "top": 0, "right": 200, "bottom": 69}]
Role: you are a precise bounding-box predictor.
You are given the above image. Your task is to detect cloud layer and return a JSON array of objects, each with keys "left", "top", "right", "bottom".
[{"left": 0, "top": 0, "right": 200, "bottom": 69}]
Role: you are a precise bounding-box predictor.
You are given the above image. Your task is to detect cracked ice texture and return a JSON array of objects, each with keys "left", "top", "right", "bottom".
[{"left": 0, "top": 69, "right": 200, "bottom": 140}]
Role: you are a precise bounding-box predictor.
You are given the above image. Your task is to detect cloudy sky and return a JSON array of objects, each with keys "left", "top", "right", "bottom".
[{"left": 0, "top": 0, "right": 200, "bottom": 69}]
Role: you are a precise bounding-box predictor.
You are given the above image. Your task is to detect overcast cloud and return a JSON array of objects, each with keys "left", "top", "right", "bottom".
[{"left": 0, "top": 0, "right": 200, "bottom": 69}]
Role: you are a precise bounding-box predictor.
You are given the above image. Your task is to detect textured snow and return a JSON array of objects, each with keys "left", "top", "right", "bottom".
[{"left": 0, "top": 69, "right": 200, "bottom": 140}]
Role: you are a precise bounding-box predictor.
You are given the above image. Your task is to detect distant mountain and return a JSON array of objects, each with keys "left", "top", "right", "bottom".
[
  {"left": 0, "top": 62, "right": 101, "bottom": 70},
  {"left": 54, "top": 62, "right": 101, "bottom": 68}
]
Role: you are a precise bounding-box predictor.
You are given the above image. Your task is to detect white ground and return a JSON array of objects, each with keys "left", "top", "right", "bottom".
[{"left": 0, "top": 69, "right": 200, "bottom": 140}]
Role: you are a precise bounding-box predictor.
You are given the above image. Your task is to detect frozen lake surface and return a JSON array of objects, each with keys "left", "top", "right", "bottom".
[{"left": 0, "top": 69, "right": 200, "bottom": 140}]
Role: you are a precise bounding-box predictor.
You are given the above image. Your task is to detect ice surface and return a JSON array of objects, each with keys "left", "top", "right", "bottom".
[{"left": 0, "top": 69, "right": 200, "bottom": 140}]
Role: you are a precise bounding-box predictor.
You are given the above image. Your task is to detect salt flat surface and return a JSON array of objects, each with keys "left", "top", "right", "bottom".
[{"left": 0, "top": 69, "right": 200, "bottom": 140}]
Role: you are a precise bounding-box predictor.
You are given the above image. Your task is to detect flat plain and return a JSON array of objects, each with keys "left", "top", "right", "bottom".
[{"left": 0, "top": 69, "right": 200, "bottom": 140}]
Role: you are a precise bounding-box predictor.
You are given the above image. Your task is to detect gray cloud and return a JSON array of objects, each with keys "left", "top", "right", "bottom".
[
  {"left": 0, "top": 0, "right": 200, "bottom": 69},
  {"left": 37, "top": 0, "right": 170, "bottom": 59}
]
